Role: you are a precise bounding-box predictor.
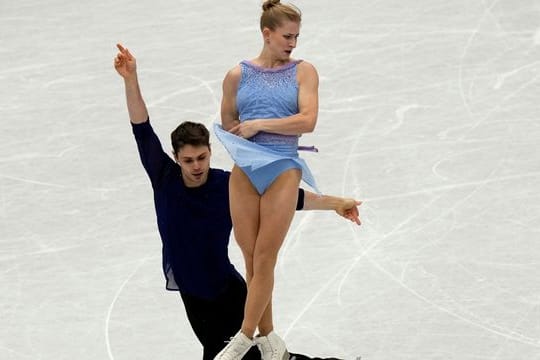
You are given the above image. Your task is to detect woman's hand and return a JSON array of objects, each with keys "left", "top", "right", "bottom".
[{"left": 229, "top": 120, "right": 261, "bottom": 139}]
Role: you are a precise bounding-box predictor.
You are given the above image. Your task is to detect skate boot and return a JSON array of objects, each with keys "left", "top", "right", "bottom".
[
  {"left": 254, "top": 331, "right": 289, "bottom": 360},
  {"left": 214, "top": 331, "right": 254, "bottom": 360}
]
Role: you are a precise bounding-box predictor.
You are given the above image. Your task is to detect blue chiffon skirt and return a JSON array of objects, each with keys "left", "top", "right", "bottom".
[{"left": 213, "top": 124, "right": 319, "bottom": 195}]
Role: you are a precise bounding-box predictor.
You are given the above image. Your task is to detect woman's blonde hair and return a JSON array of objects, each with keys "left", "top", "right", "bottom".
[{"left": 260, "top": 0, "right": 302, "bottom": 31}]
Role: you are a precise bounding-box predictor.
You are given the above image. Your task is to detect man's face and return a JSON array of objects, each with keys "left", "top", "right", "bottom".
[{"left": 174, "top": 144, "right": 211, "bottom": 188}]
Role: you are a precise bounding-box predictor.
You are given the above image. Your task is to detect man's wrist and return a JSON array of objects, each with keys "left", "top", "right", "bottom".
[{"left": 123, "top": 74, "right": 138, "bottom": 85}]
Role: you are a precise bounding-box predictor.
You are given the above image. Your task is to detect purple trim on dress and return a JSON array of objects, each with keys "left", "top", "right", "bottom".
[
  {"left": 297, "top": 145, "right": 319, "bottom": 153},
  {"left": 240, "top": 59, "right": 304, "bottom": 73}
]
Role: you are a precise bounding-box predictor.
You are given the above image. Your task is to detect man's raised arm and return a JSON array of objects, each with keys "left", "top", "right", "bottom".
[{"left": 114, "top": 43, "right": 148, "bottom": 124}]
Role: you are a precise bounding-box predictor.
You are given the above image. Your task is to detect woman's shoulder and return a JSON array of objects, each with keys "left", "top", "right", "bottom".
[
  {"left": 296, "top": 60, "right": 317, "bottom": 72},
  {"left": 223, "top": 64, "right": 242, "bottom": 89},
  {"left": 224, "top": 64, "right": 242, "bottom": 79},
  {"left": 296, "top": 60, "right": 318, "bottom": 82}
]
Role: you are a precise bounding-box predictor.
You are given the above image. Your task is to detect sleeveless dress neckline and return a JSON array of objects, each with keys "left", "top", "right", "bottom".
[{"left": 241, "top": 59, "right": 303, "bottom": 73}]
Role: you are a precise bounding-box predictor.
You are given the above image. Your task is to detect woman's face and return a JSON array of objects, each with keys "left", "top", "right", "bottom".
[{"left": 266, "top": 20, "right": 300, "bottom": 60}]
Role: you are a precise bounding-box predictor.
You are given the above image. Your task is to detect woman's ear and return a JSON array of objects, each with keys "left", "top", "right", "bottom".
[{"left": 262, "top": 27, "right": 271, "bottom": 43}]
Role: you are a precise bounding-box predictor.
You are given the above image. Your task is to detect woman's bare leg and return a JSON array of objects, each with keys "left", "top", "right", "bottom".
[
  {"left": 241, "top": 168, "right": 301, "bottom": 337},
  {"left": 229, "top": 166, "right": 260, "bottom": 336},
  {"left": 258, "top": 300, "right": 273, "bottom": 336}
]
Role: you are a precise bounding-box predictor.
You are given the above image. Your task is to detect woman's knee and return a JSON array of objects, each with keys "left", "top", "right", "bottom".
[
  {"left": 252, "top": 248, "right": 279, "bottom": 274},
  {"left": 243, "top": 257, "right": 254, "bottom": 279}
]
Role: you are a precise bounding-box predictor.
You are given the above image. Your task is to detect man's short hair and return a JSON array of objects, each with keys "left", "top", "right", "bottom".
[{"left": 171, "top": 121, "right": 210, "bottom": 154}]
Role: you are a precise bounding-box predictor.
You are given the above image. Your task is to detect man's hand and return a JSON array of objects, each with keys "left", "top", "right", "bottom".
[
  {"left": 301, "top": 191, "right": 362, "bottom": 226},
  {"left": 334, "top": 198, "right": 361, "bottom": 225},
  {"left": 114, "top": 43, "right": 137, "bottom": 79}
]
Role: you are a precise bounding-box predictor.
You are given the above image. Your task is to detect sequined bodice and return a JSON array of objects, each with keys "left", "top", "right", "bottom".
[{"left": 236, "top": 60, "right": 302, "bottom": 148}]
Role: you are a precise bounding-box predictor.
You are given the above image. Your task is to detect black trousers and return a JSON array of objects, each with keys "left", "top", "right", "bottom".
[
  {"left": 180, "top": 273, "right": 344, "bottom": 360},
  {"left": 180, "top": 273, "right": 261, "bottom": 360}
]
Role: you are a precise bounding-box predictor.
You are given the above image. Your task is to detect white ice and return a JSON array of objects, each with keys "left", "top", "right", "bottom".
[{"left": 1, "top": 0, "right": 540, "bottom": 359}]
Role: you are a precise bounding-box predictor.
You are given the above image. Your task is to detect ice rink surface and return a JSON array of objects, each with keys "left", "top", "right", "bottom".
[{"left": 2, "top": 0, "right": 540, "bottom": 359}]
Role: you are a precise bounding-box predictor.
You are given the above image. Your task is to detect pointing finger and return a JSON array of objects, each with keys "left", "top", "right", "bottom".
[{"left": 124, "top": 48, "right": 134, "bottom": 60}]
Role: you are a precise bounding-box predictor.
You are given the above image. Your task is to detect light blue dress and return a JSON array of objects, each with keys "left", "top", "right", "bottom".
[{"left": 214, "top": 60, "right": 319, "bottom": 195}]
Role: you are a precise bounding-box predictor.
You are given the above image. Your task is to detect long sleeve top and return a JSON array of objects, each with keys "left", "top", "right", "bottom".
[{"left": 132, "top": 119, "right": 305, "bottom": 299}]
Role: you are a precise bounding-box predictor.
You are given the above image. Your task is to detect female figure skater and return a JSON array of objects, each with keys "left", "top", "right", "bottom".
[
  {"left": 115, "top": 42, "right": 359, "bottom": 360},
  {"left": 213, "top": 1, "right": 320, "bottom": 359}
]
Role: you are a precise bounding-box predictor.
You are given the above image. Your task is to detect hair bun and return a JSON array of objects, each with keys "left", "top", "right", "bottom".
[{"left": 262, "top": 0, "right": 281, "bottom": 11}]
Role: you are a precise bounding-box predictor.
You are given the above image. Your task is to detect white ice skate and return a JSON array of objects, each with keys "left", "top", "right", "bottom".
[
  {"left": 213, "top": 331, "right": 254, "bottom": 360},
  {"left": 254, "top": 331, "right": 289, "bottom": 360}
]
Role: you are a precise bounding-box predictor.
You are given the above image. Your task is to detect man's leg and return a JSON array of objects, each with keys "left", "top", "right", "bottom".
[
  {"left": 180, "top": 292, "right": 216, "bottom": 360},
  {"left": 180, "top": 279, "right": 260, "bottom": 360}
]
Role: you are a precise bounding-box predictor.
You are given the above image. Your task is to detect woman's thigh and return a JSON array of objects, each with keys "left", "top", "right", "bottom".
[
  {"left": 229, "top": 166, "right": 260, "bottom": 263},
  {"left": 255, "top": 168, "right": 301, "bottom": 258}
]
